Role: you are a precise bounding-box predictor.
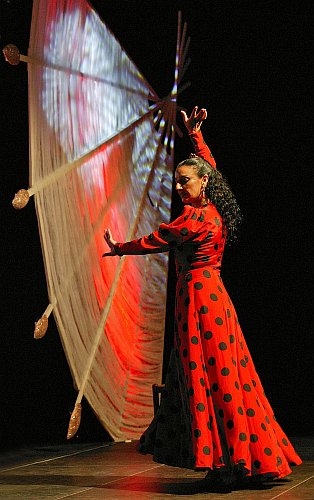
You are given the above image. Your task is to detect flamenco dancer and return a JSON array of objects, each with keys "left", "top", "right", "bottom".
[{"left": 103, "top": 106, "right": 301, "bottom": 487}]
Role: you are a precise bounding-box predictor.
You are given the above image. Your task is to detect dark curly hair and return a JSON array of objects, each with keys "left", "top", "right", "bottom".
[{"left": 176, "top": 156, "right": 242, "bottom": 245}]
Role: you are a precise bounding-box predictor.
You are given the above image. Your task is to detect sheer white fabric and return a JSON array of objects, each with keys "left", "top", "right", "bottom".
[{"left": 28, "top": 0, "right": 174, "bottom": 440}]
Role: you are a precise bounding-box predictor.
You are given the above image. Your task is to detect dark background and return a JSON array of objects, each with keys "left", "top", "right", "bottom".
[{"left": 1, "top": 0, "right": 313, "bottom": 450}]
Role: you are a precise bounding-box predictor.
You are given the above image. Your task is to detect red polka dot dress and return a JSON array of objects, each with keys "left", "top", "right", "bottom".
[{"left": 115, "top": 131, "right": 302, "bottom": 479}]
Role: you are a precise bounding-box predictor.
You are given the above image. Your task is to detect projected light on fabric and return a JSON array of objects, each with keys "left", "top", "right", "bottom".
[{"left": 11, "top": 0, "right": 188, "bottom": 440}]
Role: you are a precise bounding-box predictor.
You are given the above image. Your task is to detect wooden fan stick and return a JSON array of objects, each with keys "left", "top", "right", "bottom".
[
  {"left": 2, "top": 44, "right": 159, "bottom": 101},
  {"left": 67, "top": 126, "right": 168, "bottom": 440},
  {"left": 12, "top": 103, "right": 161, "bottom": 209}
]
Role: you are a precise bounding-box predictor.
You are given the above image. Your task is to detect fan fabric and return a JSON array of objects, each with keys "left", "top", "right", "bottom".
[{"left": 28, "top": 0, "right": 173, "bottom": 440}]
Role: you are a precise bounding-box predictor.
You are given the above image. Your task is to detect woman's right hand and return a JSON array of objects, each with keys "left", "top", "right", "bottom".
[
  {"left": 103, "top": 228, "right": 118, "bottom": 257},
  {"left": 181, "top": 106, "right": 207, "bottom": 132}
]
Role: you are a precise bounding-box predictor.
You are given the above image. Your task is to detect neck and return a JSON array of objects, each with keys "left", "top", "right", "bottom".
[{"left": 190, "top": 199, "right": 209, "bottom": 208}]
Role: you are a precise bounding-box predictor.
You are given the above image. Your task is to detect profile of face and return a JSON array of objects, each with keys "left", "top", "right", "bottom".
[{"left": 175, "top": 164, "right": 208, "bottom": 207}]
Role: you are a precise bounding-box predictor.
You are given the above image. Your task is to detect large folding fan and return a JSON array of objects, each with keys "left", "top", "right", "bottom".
[{"left": 4, "top": 0, "right": 189, "bottom": 440}]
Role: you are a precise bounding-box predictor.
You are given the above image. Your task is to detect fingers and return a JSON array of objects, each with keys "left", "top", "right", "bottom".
[
  {"left": 181, "top": 106, "right": 207, "bottom": 131},
  {"left": 196, "top": 108, "right": 207, "bottom": 120},
  {"left": 104, "top": 228, "right": 112, "bottom": 244},
  {"left": 102, "top": 251, "right": 115, "bottom": 257},
  {"left": 180, "top": 110, "right": 188, "bottom": 122}
]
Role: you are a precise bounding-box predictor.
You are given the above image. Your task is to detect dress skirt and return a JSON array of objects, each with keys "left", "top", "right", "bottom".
[{"left": 138, "top": 266, "right": 301, "bottom": 478}]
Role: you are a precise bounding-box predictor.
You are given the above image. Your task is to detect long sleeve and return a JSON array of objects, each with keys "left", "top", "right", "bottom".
[
  {"left": 114, "top": 205, "right": 210, "bottom": 256},
  {"left": 189, "top": 130, "right": 216, "bottom": 169}
]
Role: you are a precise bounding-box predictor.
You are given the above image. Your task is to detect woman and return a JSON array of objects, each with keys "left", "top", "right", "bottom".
[{"left": 103, "top": 107, "right": 301, "bottom": 485}]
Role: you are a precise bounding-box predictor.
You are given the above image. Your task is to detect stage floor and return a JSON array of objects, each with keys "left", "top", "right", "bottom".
[{"left": 0, "top": 437, "right": 313, "bottom": 499}]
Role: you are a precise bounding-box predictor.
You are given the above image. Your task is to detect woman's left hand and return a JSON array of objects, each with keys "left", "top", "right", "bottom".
[
  {"left": 181, "top": 106, "right": 207, "bottom": 132},
  {"left": 103, "top": 228, "right": 118, "bottom": 256}
]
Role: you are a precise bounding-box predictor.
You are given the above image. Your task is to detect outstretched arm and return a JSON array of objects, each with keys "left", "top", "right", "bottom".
[
  {"left": 103, "top": 205, "right": 211, "bottom": 258},
  {"left": 181, "top": 106, "right": 216, "bottom": 168}
]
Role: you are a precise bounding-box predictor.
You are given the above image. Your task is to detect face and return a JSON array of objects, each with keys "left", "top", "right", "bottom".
[{"left": 175, "top": 165, "right": 208, "bottom": 206}]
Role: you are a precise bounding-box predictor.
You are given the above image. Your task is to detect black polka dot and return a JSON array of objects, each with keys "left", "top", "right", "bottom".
[
  {"left": 227, "top": 309, "right": 231, "bottom": 317},
  {"left": 182, "top": 323, "right": 188, "bottom": 332},
  {"left": 197, "top": 403, "right": 205, "bottom": 412},
  {"left": 204, "top": 331, "right": 213, "bottom": 340},
  {"left": 265, "top": 416, "right": 270, "bottom": 424},
  {"left": 191, "top": 213, "right": 197, "bottom": 220},
  {"left": 217, "top": 285, "right": 223, "bottom": 293},
  {"left": 206, "top": 388, "right": 211, "bottom": 397},
  {"left": 203, "top": 270, "right": 211, "bottom": 278},
  {"left": 277, "top": 456, "right": 282, "bottom": 465},
  {"left": 240, "top": 359, "right": 247, "bottom": 368},
  {"left": 282, "top": 438, "right": 288, "bottom": 446},
  {"left": 214, "top": 217, "right": 220, "bottom": 226},
  {"left": 244, "top": 355, "right": 249, "bottom": 363},
  {"left": 200, "top": 378, "right": 205, "bottom": 386},
  {"left": 235, "top": 381, "right": 240, "bottom": 390},
  {"left": 200, "top": 305, "right": 208, "bottom": 314},
  {"left": 194, "top": 429, "right": 201, "bottom": 438},
  {"left": 177, "top": 312, "right": 182, "bottom": 321},
  {"left": 261, "top": 423, "right": 267, "bottom": 431},
  {"left": 229, "top": 334, "right": 235, "bottom": 343},
  {"left": 191, "top": 336, "right": 198, "bottom": 344},
  {"left": 189, "top": 361, "right": 197, "bottom": 370},
  {"left": 210, "top": 293, "right": 218, "bottom": 301},
  {"left": 227, "top": 420, "right": 234, "bottom": 429},
  {"left": 214, "top": 243, "right": 219, "bottom": 251},
  {"left": 238, "top": 407, "right": 244, "bottom": 415},
  {"left": 189, "top": 387, "right": 194, "bottom": 396},
  {"left": 179, "top": 288, "right": 184, "bottom": 296},
  {"left": 185, "top": 273, "right": 192, "bottom": 282},
  {"left": 203, "top": 446, "right": 210, "bottom": 455},
  {"left": 194, "top": 282, "right": 203, "bottom": 290},
  {"left": 216, "top": 318, "right": 224, "bottom": 326},
  {"left": 223, "top": 394, "right": 232, "bottom": 402},
  {"left": 180, "top": 227, "right": 189, "bottom": 236},
  {"left": 184, "top": 297, "right": 190, "bottom": 306},
  {"left": 243, "top": 384, "right": 251, "bottom": 392},
  {"left": 252, "top": 379, "right": 257, "bottom": 387},
  {"left": 250, "top": 434, "right": 258, "bottom": 443},
  {"left": 221, "top": 367, "right": 230, "bottom": 376},
  {"left": 198, "top": 214, "right": 205, "bottom": 222},
  {"left": 212, "top": 383, "right": 219, "bottom": 392},
  {"left": 208, "top": 357, "right": 216, "bottom": 366},
  {"left": 264, "top": 448, "right": 272, "bottom": 456},
  {"left": 247, "top": 408, "right": 255, "bottom": 417},
  {"left": 254, "top": 460, "right": 261, "bottom": 469},
  {"left": 239, "top": 433, "right": 247, "bottom": 441},
  {"left": 218, "top": 409, "right": 224, "bottom": 418},
  {"left": 182, "top": 349, "right": 188, "bottom": 357},
  {"left": 218, "top": 341, "right": 227, "bottom": 350}
]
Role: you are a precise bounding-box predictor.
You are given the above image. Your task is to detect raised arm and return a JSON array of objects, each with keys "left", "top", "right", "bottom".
[{"left": 181, "top": 106, "right": 216, "bottom": 168}]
